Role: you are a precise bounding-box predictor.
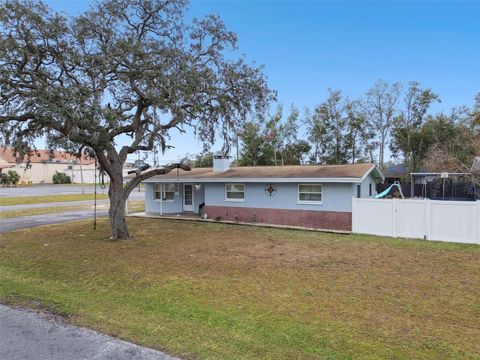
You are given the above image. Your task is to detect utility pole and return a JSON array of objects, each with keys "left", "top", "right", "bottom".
[{"left": 93, "top": 158, "right": 97, "bottom": 231}]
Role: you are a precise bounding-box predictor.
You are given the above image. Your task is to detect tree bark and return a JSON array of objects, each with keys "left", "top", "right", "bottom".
[
  {"left": 108, "top": 176, "right": 129, "bottom": 240},
  {"left": 103, "top": 162, "right": 191, "bottom": 240}
]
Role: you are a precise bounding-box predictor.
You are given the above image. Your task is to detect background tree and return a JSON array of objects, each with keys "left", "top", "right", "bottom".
[
  {"left": 472, "top": 93, "right": 480, "bottom": 128},
  {"left": 264, "top": 105, "right": 283, "bottom": 165},
  {"left": 238, "top": 121, "right": 273, "bottom": 166},
  {"left": 315, "top": 89, "right": 348, "bottom": 164},
  {"left": 281, "top": 140, "right": 311, "bottom": 165},
  {"left": 422, "top": 107, "right": 479, "bottom": 173},
  {"left": 363, "top": 80, "right": 402, "bottom": 167},
  {"left": 0, "top": 0, "right": 273, "bottom": 239},
  {"left": 390, "top": 81, "right": 439, "bottom": 171},
  {"left": 303, "top": 106, "right": 327, "bottom": 164},
  {"left": 278, "top": 105, "right": 301, "bottom": 165},
  {"left": 193, "top": 152, "right": 214, "bottom": 168},
  {"left": 344, "top": 98, "right": 371, "bottom": 163}
]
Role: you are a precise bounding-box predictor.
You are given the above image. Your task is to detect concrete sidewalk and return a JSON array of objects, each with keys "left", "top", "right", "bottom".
[{"left": 0, "top": 305, "right": 179, "bottom": 360}]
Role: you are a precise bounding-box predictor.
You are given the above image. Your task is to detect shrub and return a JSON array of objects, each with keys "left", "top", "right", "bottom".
[
  {"left": 7, "top": 170, "right": 20, "bottom": 186},
  {"left": 1, "top": 173, "right": 10, "bottom": 186},
  {"left": 53, "top": 171, "right": 72, "bottom": 184}
]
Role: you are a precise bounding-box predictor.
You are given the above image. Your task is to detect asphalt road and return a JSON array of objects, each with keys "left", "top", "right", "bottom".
[
  {"left": 0, "top": 184, "right": 145, "bottom": 198},
  {"left": 0, "top": 184, "right": 144, "bottom": 232},
  {"left": 0, "top": 199, "right": 110, "bottom": 212},
  {"left": 0, "top": 305, "right": 179, "bottom": 360},
  {"left": 0, "top": 208, "right": 109, "bottom": 233},
  {"left": 0, "top": 184, "right": 109, "bottom": 197}
]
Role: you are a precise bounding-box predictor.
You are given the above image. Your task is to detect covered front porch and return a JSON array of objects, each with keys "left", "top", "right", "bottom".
[{"left": 144, "top": 181, "right": 205, "bottom": 215}]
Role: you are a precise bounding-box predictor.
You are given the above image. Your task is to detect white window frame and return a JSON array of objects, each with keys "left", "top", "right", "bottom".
[
  {"left": 225, "top": 183, "right": 245, "bottom": 202},
  {"left": 297, "top": 184, "right": 323, "bottom": 205},
  {"left": 153, "top": 183, "right": 175, "bottom": 202}
]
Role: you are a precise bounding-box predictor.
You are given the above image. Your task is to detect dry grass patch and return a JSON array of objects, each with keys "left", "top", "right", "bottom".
[{"left": 1, "top": 218, "right": 479, "bottom": 359}]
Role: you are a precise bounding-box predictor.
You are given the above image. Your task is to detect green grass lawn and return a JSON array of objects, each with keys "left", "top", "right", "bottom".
[
  {"left": 0, "top": 193, "right": 109, "bottom": 206},
  {"left": 1, "top": 218, "right": 479, "bottom": 359}
]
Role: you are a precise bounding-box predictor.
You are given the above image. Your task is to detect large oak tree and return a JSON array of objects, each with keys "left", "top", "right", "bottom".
[{"left": 0, "top": 0, "right": 273, "bottom": 239}]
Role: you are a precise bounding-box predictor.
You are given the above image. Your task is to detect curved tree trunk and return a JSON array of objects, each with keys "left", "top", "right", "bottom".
[
  {"left": 108, "top": 176, "right": 129, "bottom": 240},
  {"left": 103, "top": 160, "right": 191, "bottom": 240}
]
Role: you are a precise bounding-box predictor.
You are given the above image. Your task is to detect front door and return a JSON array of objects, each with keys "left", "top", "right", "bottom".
[{"left": 183, "top": 184, "right": 194, "bottom": 212}]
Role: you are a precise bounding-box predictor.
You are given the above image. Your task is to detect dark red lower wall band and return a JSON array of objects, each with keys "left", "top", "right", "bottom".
[{"left": 204, "top": 205, "right": 352, "bottom": 231}]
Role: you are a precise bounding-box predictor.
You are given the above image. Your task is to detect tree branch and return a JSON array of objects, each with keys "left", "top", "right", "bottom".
[{"left": 124, "top": 162, "right": 191, "bottom": 197}]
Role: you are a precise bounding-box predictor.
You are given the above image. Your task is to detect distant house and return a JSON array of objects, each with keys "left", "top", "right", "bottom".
[
  {"left": 0, "top": 147, "right": 96, "bottom": 184},
  {"left": 0, "top": 147, "right": 136, "bottom": 184},
  {"left": 142, "top": 157, "right": 384, "bottom": 231}
]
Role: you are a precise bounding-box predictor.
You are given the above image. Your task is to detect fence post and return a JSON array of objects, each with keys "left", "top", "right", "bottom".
[
  {"left": 351, "top": 197, "right": 356, "bottom": 233},
  {"left": 392, "top": 198, "right": 397, "bottom": 237},
  {"left": 476, "top": 201, "right": 480, "bottom": 244}
]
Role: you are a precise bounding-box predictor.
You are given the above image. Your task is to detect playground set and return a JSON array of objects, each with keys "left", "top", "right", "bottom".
[{"left": 375, "top": 172, "right": 478, "bottom": 201}]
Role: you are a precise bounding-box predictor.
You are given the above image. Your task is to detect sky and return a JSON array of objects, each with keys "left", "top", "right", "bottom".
[{"left": 43, "top": 0, "right": 480, "bottom": 164}]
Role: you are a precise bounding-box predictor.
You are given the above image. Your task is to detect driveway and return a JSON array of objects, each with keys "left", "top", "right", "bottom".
[
  {"left": 0, "top": 304, "right": 179, "bottom": 360},
  {"left": 0, "top": 208, "right": 109, "bottom": 233}
]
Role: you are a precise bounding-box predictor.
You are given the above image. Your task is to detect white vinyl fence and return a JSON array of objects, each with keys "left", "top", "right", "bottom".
[{"left": 352, "top": 198, "right": 480, "bottom": 244}]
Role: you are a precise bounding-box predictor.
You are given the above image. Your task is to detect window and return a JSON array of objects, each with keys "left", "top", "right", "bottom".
[
  {"left": 357, "top": 184, "right": 361, "bottom": 198},
  {"left": 225, "top": 184, "right": 245, "bottom": 201},
  {"left": 298, "top": 184, "right": 322, "bottom": 204},
  {"left": 369, "top": 183, "right": 372, "bottom": 197},
  {"left": 154, "top": 183, "right": 175, "bottom": 201},
  {"left": 154, "top": 184, "right": 161, "bottom": 200}
]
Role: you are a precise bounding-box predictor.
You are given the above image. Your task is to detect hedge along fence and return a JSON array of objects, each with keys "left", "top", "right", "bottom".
[{"left": 352, "top": 198, "right": 480, "bottom": 244}]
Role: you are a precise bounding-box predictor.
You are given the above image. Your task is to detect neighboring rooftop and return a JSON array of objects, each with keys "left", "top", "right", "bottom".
[
  {"left": 143, "top": 163, "right": 382, "bottom": 183},
  {"left": 0, "top": 147, "right": 95, "bottom": 165},
  {"left": 383, "top": 163, "right": 408, "bottom": 178}
]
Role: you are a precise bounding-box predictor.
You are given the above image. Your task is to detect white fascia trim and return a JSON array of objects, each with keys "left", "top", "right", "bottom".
[
  {"left": 142, "top": 177, "right": 365, "bottom": 184},
  {"left": 360, "top": 164, "right": 385, "bottom": 183}
]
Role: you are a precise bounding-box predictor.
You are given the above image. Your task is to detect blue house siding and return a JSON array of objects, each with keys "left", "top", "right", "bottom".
[
  {"left": 355, "top": 172, "right": 378, "bottom": 200},
  {"left": 194, "top": 184, "right": 205, "bottom": 211},
  {"left": 205, "top": 182, "right": 354, "bottom": 212},
  {"left": 145, "top": 182, "right": 206, "bottom": 214},
  {"left": 144, "top": 182, "right": 183, "bottom": 214},
  {"left": 145, "top": 174, "right": 379, "bottom": 215}
]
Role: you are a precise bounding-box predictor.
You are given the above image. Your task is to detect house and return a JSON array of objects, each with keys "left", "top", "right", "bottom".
[
  {"left": 0, "top": 147, "right": 97, "bottom": 184},
  {"left": 142, "top": 157, "right": 384, "bottom": 231},
  {"left": 0, "top": 147, "right": 136, "bottom": 184}
]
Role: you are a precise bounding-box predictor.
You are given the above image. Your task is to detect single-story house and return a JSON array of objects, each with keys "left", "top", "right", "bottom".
[{"left": 142, "top": 157, "right": 384, "bottom": 231}]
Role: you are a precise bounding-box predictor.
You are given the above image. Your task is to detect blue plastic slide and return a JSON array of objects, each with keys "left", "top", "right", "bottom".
[{"left": 375, "top": 181, "right": 404, "bottom": 199}]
